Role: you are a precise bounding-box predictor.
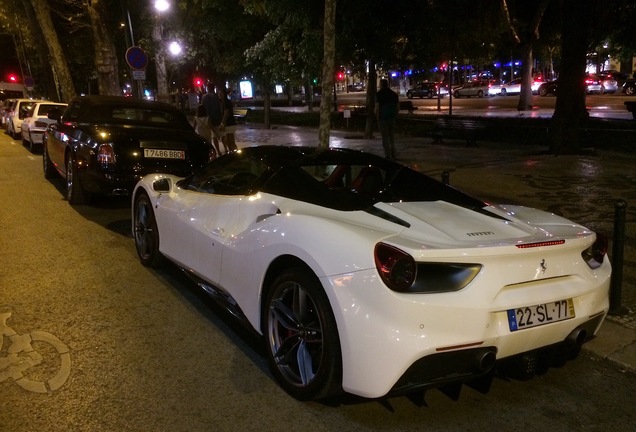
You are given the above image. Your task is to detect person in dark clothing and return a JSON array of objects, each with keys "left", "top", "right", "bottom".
[
  {"left": 201, "top": 82, "right": 223, "bottom": 154},
  {"left": 375, "top": 78, "right": 399, "bottom": 160},
  {"left": 218, "top": 87, "right": 238, "bottom": 153}
]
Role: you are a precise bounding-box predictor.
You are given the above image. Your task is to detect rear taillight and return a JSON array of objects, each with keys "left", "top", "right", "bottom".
[
  {"left": 97, "top": 143, "right": 116, "bottom": 167},
  {"left": 374, "top": 243, "right": 416, "bottom": 292},
  {"left": 582, "top": 233, "right": 608, "bottom": 269}
]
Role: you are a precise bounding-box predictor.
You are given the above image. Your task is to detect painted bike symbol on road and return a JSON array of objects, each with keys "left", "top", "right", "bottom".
[{"left": 0, "top": 312, "right": 71, "bottom": 393}]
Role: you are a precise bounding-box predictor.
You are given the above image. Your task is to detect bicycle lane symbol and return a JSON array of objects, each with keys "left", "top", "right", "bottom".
[{"left": 0, "top": 312, "right": 71, "bottom": 393}]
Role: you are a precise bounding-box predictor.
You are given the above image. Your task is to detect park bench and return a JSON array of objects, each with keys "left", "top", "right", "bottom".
[
  {"left": 624, "top": 101, "right": 636, "bottom": 120},
  {"left": 431, "top": 116, "right": 485, "bottom": 147},
  {"left": 233, "top": 108, "right": 250, "bottom": 123}
]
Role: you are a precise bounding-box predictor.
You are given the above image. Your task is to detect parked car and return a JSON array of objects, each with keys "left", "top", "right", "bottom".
[
  {"left": 595, "top": 73, "right": 618, "bottom": 94},
  {"left": 499, "top": 77, "right": 543, "bottom": 95},
  {"left": 538, "top": 80, "right": 558, "bottom": 96},
  {"left": 6, "top": 98, "right": 36, "bottom": 139},
  {"left": 621, "top": 78, "right": 636, "bottom": 96},
  {"left": 43, "top": 95, "right": 215, "bottom": 205},
  {"left": 406, "top": 82, "right": 447, "bottom": 99},
  {"left": 539, "top": 76, "right": 604, "bottom": 96},
  {"left": 132, "top": 145, "right": 611, "bottom": 401},
  {"left": 20, "top": 101, "right": 67, "bottom": 152},
  {"left": 487, "top": 79, "right": 504, "bottom": 96},
  {"left": 452, "top": 80, "right": 491, "bottom": 98},
  {"left": 0, "top": 98, "right": 16, "bottom": 129},
  {"left": 584, "top": 74, "right": 602, "bottom": 94}
]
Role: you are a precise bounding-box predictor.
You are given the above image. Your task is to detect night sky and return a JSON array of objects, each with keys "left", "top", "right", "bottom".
[{"left": 0, "top": 34, "right": 22, "bottom": 83}]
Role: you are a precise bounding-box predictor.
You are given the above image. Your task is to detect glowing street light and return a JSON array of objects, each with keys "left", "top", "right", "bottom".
[
  {"left": 154, "top": 0, "right": 170, "bottom": 12},
  {"left": 168, "top": 41, "right": 182, "bottom": 56}
]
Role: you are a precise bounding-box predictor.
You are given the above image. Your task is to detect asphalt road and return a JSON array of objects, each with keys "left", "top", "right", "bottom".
[{"left": 1, "top": 130, "right": 635, "bottom": 432}]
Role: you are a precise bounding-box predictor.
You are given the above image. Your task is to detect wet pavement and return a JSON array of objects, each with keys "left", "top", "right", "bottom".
[{"left": 232, "top": 119, "right": 636, "bottom": 373}]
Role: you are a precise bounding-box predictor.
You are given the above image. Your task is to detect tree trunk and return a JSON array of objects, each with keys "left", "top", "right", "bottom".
[
  {"left": 364, "top": 59, "right": 377, "bottom": 139},
  {"left": 86, "top": 0, "right": 121, "bottom": 96},
  {"left": 31, "top": 0, "right": 75, "bottom": 102},
  {"left": 318, "top": 0, "right": 336, "bottom": 149},
  {"left": 517, "top": 43, "right": 533, "bottom": 111},
  {"left": 263, "top": 74, "right": 272, "bottom": 129},
  {"left": 152, "top": 18, "right": 169, "bottom": 103},
  {"left": 550, "top": 0, "right": 591, "bottom": 155}
]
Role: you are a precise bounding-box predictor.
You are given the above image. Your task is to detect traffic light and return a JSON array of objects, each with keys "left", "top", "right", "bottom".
[
  {"left": 337, "top": 72, "right": 344, "bottom": 81},
  {"left": 193, "top": 77, "right": 203, "bottom": 88},
  {"left": 7, "top": 74, "right": 18, "bottom": 83}
]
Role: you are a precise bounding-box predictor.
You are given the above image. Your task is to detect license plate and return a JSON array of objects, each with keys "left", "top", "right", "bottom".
[
  {"left": 143, "top": 149, "right": 185, "bottom": 159},
  {"left": 507, "top": 299, "right": 575, "bottom": 331}
]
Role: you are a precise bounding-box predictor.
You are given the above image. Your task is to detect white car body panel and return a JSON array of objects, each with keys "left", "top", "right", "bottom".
[
  {"left": 133, "top": 163, "right": 611, "bottom": 398},
  {"left": 21, "top": 102, "right": 66, "bottom": 145}
]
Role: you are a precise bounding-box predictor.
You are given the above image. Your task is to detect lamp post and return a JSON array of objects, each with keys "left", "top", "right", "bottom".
[{"left": 153, "top": 0, "right": 170, "bottom": 103}]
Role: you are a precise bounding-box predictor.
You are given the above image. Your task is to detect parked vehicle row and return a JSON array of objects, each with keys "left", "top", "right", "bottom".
[
  {"left": 408, "top": 74, "right": 622, "bottom": 98},
  {"left": 10, "top": 94, "right": 615, "bottom": 403}
]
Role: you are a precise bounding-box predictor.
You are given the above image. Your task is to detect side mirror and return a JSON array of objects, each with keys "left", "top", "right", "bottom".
[{"left": 152, "top": 178, "right": 172, "bottom": 193}]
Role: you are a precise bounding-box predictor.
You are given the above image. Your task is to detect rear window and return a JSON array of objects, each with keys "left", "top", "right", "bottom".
[{"left": 83, "top": 104, "right": 190, "bottom": 129}]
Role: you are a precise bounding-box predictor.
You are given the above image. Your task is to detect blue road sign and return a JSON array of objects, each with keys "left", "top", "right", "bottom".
[{"left": 126, "top": 46, "right": 149, "bottom": 70}]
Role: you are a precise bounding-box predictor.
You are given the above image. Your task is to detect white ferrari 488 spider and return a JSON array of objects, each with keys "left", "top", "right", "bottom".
[{"left": 132, "top": 146, "right": 611, "bottom": 401}]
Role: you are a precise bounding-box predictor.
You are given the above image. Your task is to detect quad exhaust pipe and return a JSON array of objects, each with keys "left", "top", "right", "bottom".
[{"left": 499, "top": 327, "right": 588, "bottom": 380}]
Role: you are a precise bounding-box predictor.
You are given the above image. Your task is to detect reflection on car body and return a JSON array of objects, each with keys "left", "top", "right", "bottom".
[{"left": 132, "top": 145, "right": 611, "bottom": 402}]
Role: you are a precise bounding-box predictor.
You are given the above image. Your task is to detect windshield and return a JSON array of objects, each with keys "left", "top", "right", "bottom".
[{"left": 261, "top": 162, "right": 486, "bottom": 211}]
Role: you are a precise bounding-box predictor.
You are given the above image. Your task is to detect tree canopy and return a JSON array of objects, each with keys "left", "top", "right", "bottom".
[{"left": 2, "top": 0, "right": 636, "bottom": 152}]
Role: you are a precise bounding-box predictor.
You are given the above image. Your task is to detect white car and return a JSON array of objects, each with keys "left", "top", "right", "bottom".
[
  {"left": 132, "top": 146, "right": 611, "bottom": 401},
  {"left": 21, "top": 101, "right": 67, "bottom": 152},
  {"left": 6, "top": 98, "right": 36, "bottom": 139},
  {"left": 499, "top": 78, "right": 544, "bottom": 95}
]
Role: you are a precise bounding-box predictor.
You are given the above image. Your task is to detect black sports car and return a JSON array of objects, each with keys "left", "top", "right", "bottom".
[{"left": 43, "top": 96, "right": 214, "bottom": 204}]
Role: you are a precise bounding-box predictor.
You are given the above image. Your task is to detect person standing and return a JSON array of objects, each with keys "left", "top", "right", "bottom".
[
  {"left": 375, "top": 78, "right": 399, "bottom": 160},
  {"left": 218, "top": 87, "right": 238, "bottom": 153},
  {"left": 192, "top": 103, "right": 220, "bottom": 157},
  {"left": 201, "top": 82, "right": 223, "bottom": 154}
]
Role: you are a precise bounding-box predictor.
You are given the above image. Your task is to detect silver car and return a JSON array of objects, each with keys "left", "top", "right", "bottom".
[
  {"left": 596, "top": 73, "right": 618, "bottom": 94},
  {"left": 453, "top": 80, "right": 491, "bottom": 98}
]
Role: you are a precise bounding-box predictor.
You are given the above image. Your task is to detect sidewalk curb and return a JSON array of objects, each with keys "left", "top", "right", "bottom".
[{"left": 583, "top": 320, "right": 636, "bottom": 373}]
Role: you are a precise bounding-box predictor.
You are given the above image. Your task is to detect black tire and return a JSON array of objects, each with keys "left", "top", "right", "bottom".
[
  {"left": 133, "top": 191, "right": 165, "bottom": 267},
  {"left": 43, "top": 143, "right": 57, "bottom": 179},
  {"left": 406, "top": 92, "right": 413, "bottom": 99},
  {"left": 454, "top": 90, "right": 460, "bottom": 98},
  {"left": 263, "top": 267, "right": 342, "bottom": 401},
  {"left": 427, "top": 91, "right": 434, "bottom": 99},
  {"left": 539, "top": 87, "right": 548, "bottom": 97},
  {"left": 626, "top": 85, "right": 636, "bottom": 96},
  {"left": 477, "top": 90, "right": 484, "bottom": 98},
  {"left": 500, "top": 88, "right": 507, "bottom": 96},
  {"left": 66, "top": 155, "right": 90, "bottom": 205}
]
